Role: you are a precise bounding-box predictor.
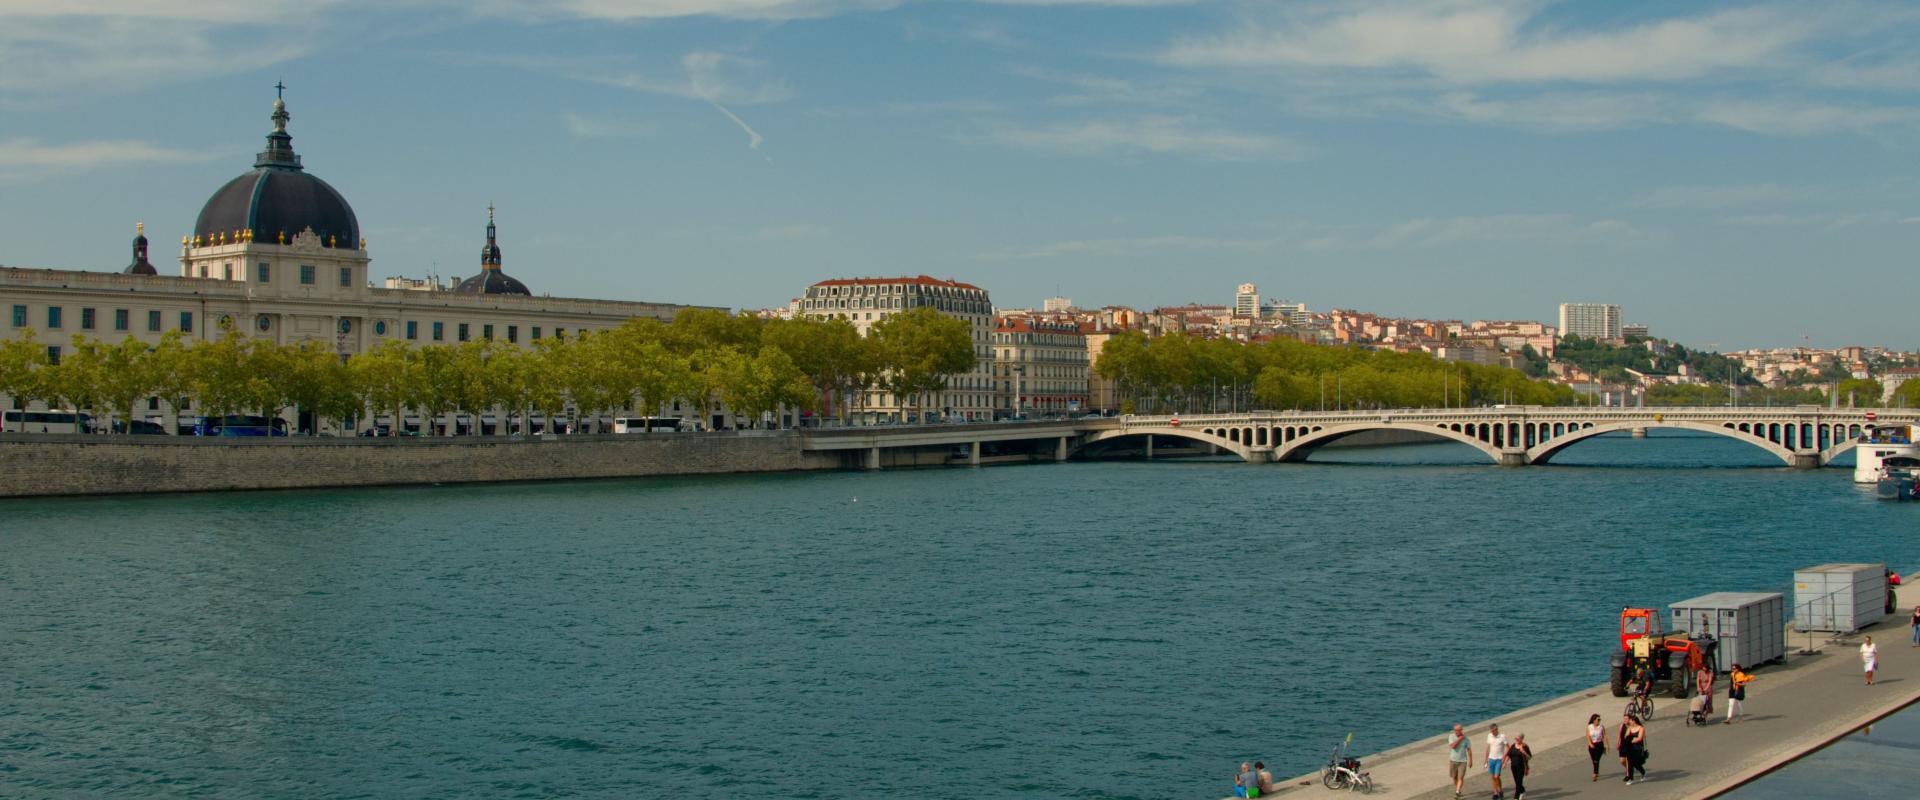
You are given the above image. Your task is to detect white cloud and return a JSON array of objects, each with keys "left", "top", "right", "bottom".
[
  {"left": 980, "top": 234, "right": 1277, "bottom": 260},
  {"left": 0, "top": 138, "right": 211, "bottom": 179},
  {"left": 584, "top": 50, "right": 791, "bottom": 105},
  {"left": 1693, "top": 100, "right": 1920, "bottom": 136},
  {"left": 0, "top": 8, "right": 317, "bottom": 93},
  {"left": 1163, "top": 1, "right": 1803, "bottom": 84},
  {"left": 979, "top": 213, "right": 1653, "bottom": 259},
  {"left": 1635, "top": 183, "right": 1802, "bottom": 209},
  {"left": 1360, "top": 214, "right": 1649, "bottom": 248},
  {"left": 984, "top": 115, "right": 1310, "bottom": 160},
  {"left": 1430, "top": 90, "right": 1668, "bottom": 131}
]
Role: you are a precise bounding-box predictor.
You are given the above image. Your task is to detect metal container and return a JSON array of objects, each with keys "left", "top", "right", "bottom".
[
  {"left": 1793, "top": 563, "right": 1888, "bottom": 633},
  {"left": 1670, "top": 592, "right": 1786, "bottom": 672}
]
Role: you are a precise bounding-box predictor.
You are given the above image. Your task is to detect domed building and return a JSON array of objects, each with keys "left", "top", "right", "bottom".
[
  {"left": 0, "top": 88, "right": 714, "bottom": 434},
  {"left": 454, "top": 206, "right": 531, "bottom": 296}
]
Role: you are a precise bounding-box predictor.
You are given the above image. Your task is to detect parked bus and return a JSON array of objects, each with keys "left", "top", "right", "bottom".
[
  {"left": 194, "top": 415, "right": 290, "bottom": 437},
  {"left": 3, "top": 409, "right": 94, "bottom": 433},
  {"left": 612, "top": 416, "right": 684, "bottom": 434}
]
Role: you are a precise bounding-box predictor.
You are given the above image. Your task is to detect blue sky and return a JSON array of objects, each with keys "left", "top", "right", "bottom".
[{"left": 3, "top": 0, "right": 1919, "bottom": 349}]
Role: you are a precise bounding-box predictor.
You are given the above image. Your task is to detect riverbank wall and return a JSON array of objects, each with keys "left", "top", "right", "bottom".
[{"left": 0, "top": 432, "right": 833, "bottom": 497}]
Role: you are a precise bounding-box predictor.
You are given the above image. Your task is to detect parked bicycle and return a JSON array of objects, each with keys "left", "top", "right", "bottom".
[{"left": 1321, "top": 733, "right": 1373, "bottom": 793}]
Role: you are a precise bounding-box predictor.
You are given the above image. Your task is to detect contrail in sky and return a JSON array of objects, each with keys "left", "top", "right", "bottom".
[{"left": 706, "top": 98, "right": 772, "bottom": 163}]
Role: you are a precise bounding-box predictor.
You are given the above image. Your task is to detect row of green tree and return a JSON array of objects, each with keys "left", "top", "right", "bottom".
[
  {"left": 0, "top": 308, "right": 978, "bottom": 434},
  {"left": 1094, "top": 332, "right": 1577, "bottom": 412},
  {"left": 1645, "top": 378, "right": 1920, "bottom": 408}
]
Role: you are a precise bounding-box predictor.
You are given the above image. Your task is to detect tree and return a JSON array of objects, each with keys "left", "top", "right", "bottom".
[
  {"left": 1836, "top": 377, "right": 1884, "bottom": 408},
  {"left": 351, "top": 339, "right": 420, "bottom": 435},
  {"left": 763, "top": 317, "right": 877, "bottom": 424},
  {"left": 527, "top": 337, "right": 571, "bottom": 434},
  {"left": 282, "top": 341, "right": 353, "bottom": 434},
  {"left": 869, "top": 307, "right": 976, "bottom": 421},
  {"left": 147, "top": 331, "right": 197, "bottom": 430},
  {"left": 96, "top": 336, "right": 159, "bottom": 434},
  {"left": 241, "top": 338, "right": 296, "bottom": 433},
  {"left": 45, "top": 335, "right": 108, "bottom": 433},
  {"left": 191, "top": 328, "right": 255, "bottom": 422},
  {"left": 715, "top": 346, "right": 816, "bottom": 428},
  {"left": 0, "top": 329, "right": 49, "bottom": 432}
]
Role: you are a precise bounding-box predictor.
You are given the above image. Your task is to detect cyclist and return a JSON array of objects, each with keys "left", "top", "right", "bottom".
[{"left": 1631, "top": 661, "right": 1654, "bottom": 707}]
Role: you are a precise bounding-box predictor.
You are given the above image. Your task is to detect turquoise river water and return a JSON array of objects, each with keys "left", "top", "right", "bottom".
[{"left": 2, "top": 432, "right": 1916, "bottom": 798}]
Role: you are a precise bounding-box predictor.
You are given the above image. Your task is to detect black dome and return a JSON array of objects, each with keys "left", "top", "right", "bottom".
[
  {"left": 454, "top": 270, "right": 531, "bottom": 295},
  {"left": 194, "top": 168, "right": 359, "bottom": 248},
  {"left": 193, "top": 93, "right": 359, "bottom": 249}
]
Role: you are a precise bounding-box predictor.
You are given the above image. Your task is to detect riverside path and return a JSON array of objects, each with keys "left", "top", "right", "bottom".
[{"left": 1234, "top": 576, "right": 1918, "bottom": 800}]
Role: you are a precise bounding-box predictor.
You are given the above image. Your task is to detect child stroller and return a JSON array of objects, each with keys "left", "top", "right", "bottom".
[{"left": 1685, "top": 693, "right": 1708, "bottom": 726}]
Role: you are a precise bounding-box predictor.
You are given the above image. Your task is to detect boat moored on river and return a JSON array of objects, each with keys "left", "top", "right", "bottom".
[{"left": 1854, "top": 423, "right": 1920, "bottom": 484}]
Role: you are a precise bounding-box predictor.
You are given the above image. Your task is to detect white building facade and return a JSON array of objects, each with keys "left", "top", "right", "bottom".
[
  {"left": 1558, "top": 303, "right": 1623, "bottom": 342},
  {"left": 796, "top": 275, "right": 995, "bottom": 423}
]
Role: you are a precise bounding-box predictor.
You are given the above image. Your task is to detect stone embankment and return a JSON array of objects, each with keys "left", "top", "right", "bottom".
[{"left": 0, "top": 432, "right": 834, "bottom": 497}]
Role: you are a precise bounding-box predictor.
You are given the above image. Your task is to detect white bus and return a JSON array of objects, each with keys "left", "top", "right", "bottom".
[
  {"left": 3, "top": 409, "right": 94, "bottom": 433},
  {"left": 612, "top": 416, "right": 684, "bottom": 434}
]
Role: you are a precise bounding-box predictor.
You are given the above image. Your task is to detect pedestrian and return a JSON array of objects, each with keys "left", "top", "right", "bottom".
[
  {"left": 1447, "top": 724, "right": 1474, "bottom": 799},
  {"left": 1725, "top": 663, "right": 1753, "bottom": 724},
  {"left": 1910, "top": 604, "right": 1919, "bottom": 647},
  {"left": 1622, "top": 713, "right": 1648, "bottom": 784},
  {"left": 1485, "top": 723, "right": 1510, "bottom": 800},
  {"left": 1695, "top": 663, "right": 1715, "bottom": 716},
  {"left": 1507, "top": 734, "right": 1532, "bottom": 800},
  {"left": 1585, "top": 713, "right": 1607, "bottom": 782},
  {"left": 1862, "top": 635, "right": 1878, "bottom": 686}
]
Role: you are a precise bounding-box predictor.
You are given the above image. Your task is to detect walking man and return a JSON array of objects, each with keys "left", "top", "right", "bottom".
[
  {"left": 1485, "top": 723, "right": 1511, "bottom": 800},
  {"left": 1910, "top": 604, "right": 1918, "bottom": 646},
  {"left": 1447, "top": 724, "right": 1474, "bottom": 799}
]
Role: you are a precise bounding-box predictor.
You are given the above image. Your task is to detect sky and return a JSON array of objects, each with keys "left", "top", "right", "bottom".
[{"left": 2, "top": 0, "right": 1919, "bottom": 350}]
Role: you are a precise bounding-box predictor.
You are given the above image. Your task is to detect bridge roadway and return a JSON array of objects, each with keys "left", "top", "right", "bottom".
[{"left": 800, "top": 406, "right": 1917, "bottom": 469}]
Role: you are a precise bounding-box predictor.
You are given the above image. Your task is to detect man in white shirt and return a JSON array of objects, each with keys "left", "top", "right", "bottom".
[{"left": 1485, "top": 723, "right": 1511, "bottom": 800}]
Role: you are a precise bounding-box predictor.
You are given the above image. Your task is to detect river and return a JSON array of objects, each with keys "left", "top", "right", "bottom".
[{"left": 2, "top": 431, "right": 1914, "bottom": 798}]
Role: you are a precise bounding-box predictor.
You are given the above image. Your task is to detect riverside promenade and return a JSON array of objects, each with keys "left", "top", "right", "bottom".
[{"left": 1240, "top": 578, "right": 1917, "bottom": 800}]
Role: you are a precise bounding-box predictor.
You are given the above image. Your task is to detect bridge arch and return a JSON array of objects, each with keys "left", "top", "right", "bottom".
[
  {"left": 1081, "top": 427, "right": 1261, "bottom": 463},
  {"left": 1528, "top": 420, "right": 1800, "bottom": 466},
  {"left": 1274, "top": 422, "right": 1506, "bottom": 464}
]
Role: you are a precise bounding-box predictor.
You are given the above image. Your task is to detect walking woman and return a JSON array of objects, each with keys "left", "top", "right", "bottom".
[
  {"left": 1726, "top": 664, "right": 1753, "bottom": 724},
  {"left": 1586, "top": 713, "right": 1607, "bottom": 782},
  {"left": 1862, "top": 635, "right": 1878, "bottom": 686},
  {"left": 1507, "top": 734, "right": 1532, "bottom": 800},
  {"left": 1622, "top": 714, "right": 1648, "bottom": 785}
]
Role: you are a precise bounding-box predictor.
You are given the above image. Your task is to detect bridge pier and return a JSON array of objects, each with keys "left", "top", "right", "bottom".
[
  {"left": 1789, "top": 452, "right": 1820, "bottom": 470},
  {"left": 1055, "top": 437, "right": 1069, "bottom": 462},
  {"left": 865, "top": 446, "right": 881, "bottom": 471},
  {"left": 969, "top": 441, "right": 981, "bottom": 466},
  {"left": 1498, "top": 450, "right": 1528, "bottom": 467},
  {"left": 1631, "top": 427, "right": 1648, "bottom": 438},
  {"left": 1144, "top": 435, "right": 1153, "bottom": 460}
]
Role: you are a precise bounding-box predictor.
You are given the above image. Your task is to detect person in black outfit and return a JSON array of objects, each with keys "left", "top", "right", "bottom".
[{"left": 1506, "top": 734, "right": 1532, "bottom": 800}]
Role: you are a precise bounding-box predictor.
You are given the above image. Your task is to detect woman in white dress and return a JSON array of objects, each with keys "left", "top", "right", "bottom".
[{"left": 1861, "top": 635, "right": 1878, "bottom": 686}]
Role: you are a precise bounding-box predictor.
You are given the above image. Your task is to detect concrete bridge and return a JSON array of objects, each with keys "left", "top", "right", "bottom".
[{"left": 1098, "top": 406, "right": 1915, "bottom": 468}]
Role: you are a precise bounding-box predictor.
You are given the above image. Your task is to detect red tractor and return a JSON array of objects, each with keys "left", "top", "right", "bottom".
[{"left": 1609, "top": 607, "right": 1713, "bottom": 699}]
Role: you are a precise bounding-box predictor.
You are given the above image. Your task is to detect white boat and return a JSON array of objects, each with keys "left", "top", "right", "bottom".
[{"left": 1854, "top": 423, "right": 1920, "bottom": 484}]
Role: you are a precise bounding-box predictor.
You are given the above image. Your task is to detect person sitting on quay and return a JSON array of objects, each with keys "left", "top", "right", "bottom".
[
  {"left": 1232, "top": 761, "right": 1258, "bottom": 798},
  {"left": 1255, "top": 761, "right": 1275, "bottom": 796}
]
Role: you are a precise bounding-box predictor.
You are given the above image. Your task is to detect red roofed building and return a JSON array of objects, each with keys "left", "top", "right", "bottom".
[
  {"left": 798, "top": 276, "right": 995, "bottom": 422},
  {"left": 993, "top": 314, "right": 1088, "bottom": 416}
]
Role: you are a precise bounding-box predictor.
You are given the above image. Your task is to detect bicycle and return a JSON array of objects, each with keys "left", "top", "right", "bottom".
[
  {"left": 1321, "top": 733, "right": 1374, "bottom": 793},
  {"left": 1625, "top": 690, "right": 1654, "bottom": 722}
]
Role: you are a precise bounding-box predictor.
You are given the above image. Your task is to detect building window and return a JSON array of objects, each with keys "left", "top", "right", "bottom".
[
  {"left": 339, "top": 267, "right": 352, "bottom": 287},
  {"left": 406, "top": 320, "right": 418, "bottom": 340},
  {"left": 10, "top": 305, "right": 24, "bottom": 327},
  {"left": 80, "top": 308, "right": 96, "bottom": 330},
  {"left": 532, "top": 327, "right": 542, "bottom": 340},
  {"left": 197, "top": 265, "right": 207, "bottom": 278},
  {"left": 148, "top": 310, "right": 161, "bottom": 332},
  {"left": 458, "top": 323, "right": 469, "bottom": 342},
  {"left": 432, "top": 322, "right": 444, "bottom": 341},
  {"left": 223, "top": 263, "right": 233, "bottom": 281},
  {"left": 374, "top": 320, "right": 387, "bottom": 336},
  {"left": 148, "top": 397, "right": 160, "bottom": 411},
  {"left": 46, "top": 307, "right": 62, "bottom": 329},
  {"left": 482, "top": 324, "right": 494, "bottom": 340},
  {"left": 114, "top": 309, "right": 129, "bottom": 331},
  {"left": 257, "top": 263, "right": 271, "bottom": 283},
  {"left": 555, "top": 328, "right": 565, "bottom": 339},
  {"left": 179, "top": 311, "right": 193, "bottom": 333},
  {"left": 300, "top": 265, "right": 315, "bottom": 285},
  {"left": 46, "top": 345, "right": 60, "bottom": 366}
]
